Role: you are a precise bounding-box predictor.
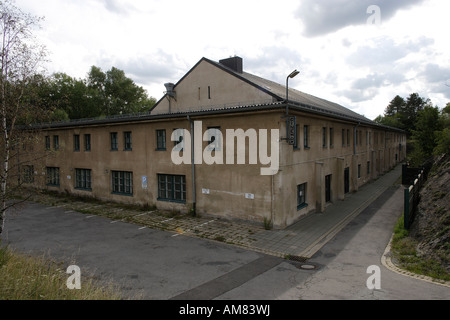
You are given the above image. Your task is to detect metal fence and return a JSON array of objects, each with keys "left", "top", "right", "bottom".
[
  {"left": 403, "top": 170, "right": 425, "bottom": 230},
  {"left": 402, "top": 158, "right": 434, "bottom": 230}
]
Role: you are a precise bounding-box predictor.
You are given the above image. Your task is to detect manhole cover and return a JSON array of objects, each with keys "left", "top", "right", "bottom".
[{"left": 297, "top": 263, "right": 318, "bottom": 270}]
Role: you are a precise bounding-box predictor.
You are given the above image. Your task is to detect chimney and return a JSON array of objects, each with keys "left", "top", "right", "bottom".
[
  {"left": 219, "top": 56, "right": 243, "bottom": 73},
  {"left": 164, "top": 83, "right": 176, "bottom": 98}
]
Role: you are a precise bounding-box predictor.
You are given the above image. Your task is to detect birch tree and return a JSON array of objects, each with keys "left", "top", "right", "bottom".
[{"left": 0, "top": 0, "right": 46, "bottom": 234}]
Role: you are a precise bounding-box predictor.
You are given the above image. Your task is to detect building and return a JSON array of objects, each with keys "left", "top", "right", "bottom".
[{"left": 25, "top": 56, "right": 406, "bottom": 228}]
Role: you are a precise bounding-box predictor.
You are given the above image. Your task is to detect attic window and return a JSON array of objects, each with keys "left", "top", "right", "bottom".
[{"left": 208, "top": 86, "right": 211, "bottom": 99}]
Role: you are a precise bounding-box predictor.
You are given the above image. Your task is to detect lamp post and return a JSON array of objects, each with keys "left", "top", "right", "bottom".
[
  {"left": 285, "top": 69, "right": 300, "bottom": 145},
  {"left": 286, "top": 70, "right": 299, "bottom": 102}
]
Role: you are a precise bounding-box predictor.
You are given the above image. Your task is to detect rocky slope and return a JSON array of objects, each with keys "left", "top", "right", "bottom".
[{"left": 409, "top": 154, "right": 450, "bottom": 273}]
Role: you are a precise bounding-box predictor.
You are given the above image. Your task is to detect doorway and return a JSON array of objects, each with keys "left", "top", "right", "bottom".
[
  {"left": 325, "top": 174, "right": 332, "bottom": 203},
  {"left": 344, "top": 167, "right": 350, "bottom": 194}
]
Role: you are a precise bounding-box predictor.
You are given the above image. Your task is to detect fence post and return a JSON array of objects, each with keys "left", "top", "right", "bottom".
[{"left": 404, "top": 187, "right": 410, "bottom": 230}]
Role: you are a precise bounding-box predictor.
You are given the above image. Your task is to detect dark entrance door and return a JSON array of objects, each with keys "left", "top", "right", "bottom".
[
  {"left": 344, "top": 167, "right": 350, "bottom": 194},
  {"left": 325, "top": 174, "right": 332, "bottom": 203}
]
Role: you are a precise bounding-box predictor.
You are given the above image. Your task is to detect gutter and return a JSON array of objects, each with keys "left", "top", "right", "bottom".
[{"left": 187, "top": 115, "right": 196, "bottom": 216}]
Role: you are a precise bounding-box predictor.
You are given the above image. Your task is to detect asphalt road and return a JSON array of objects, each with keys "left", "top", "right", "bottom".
[{"left": 1, "top": 187, "right": 449, "bottom": 301}]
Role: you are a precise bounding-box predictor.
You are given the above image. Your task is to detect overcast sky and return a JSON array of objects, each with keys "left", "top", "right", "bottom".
[{"left": 14, "top": 0, "right": 450, "bottom": 120}]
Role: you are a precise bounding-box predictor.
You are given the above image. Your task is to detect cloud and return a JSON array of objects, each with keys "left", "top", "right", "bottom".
[
  {"left": 296, "top": 0, "right": 426, "bottom": 37},
  {"left": 346, "top": 36, "right": 434, "bottom": 68},
  {"left": 421, "top": 64, "right": 450, "bottom": 100}
]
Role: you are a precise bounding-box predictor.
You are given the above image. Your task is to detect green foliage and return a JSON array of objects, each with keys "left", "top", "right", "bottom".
[
  {"left": 43, "top": 66, "right": 156, "bottom": 121},
  {"left": 411, "top": 105, "right": 442, "bottom": 157},
  {"left": 434, "top": 128, "right": 450, "bottom": 156}
]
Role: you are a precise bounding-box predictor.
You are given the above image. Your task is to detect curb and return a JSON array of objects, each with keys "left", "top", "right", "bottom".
[{"left": 381, "top": 234, "right": 450, "bottom": 288}]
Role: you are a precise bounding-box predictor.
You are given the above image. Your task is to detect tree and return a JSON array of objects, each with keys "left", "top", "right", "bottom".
[
  {"left": 384, "top": 95, "right": 405, "bottom": 117},
  {"left": 0, "top": 0, "right": 47, "bottom": 234},
  {"left": 411, "top": 105, "right": 441, "bottom": 157}
]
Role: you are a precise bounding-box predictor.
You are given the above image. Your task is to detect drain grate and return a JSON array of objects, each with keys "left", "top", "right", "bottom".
[
  {"left": 286, "top": 255, "right": 320, "bottom": 270},
  {"left": 286, "top": 255, "right": 309, "bottom": 263}
]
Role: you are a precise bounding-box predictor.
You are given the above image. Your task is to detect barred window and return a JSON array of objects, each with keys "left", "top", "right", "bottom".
[
  {"left": 46, "top": 167, "right": 60, "bottom": 186},
  {"left": 75, "top": 169, "right": 92, "bottom": 190},
  {"left": 112, "top": 171, "right": 133, "bottom": 195},
  {"left": 23, "top": 165, "right": 34, "bottom": 184},
  {"left": 158, "top": 174, "right": 186, "bottom": 202}
]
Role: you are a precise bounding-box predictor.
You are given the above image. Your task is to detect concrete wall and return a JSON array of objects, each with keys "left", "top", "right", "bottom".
[{"left": 21, "top": 109, "right": 405, "bottom": 229}]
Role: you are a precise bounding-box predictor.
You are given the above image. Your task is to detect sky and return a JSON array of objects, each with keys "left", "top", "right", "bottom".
[{"left": 14, "top": 0, "right": 450, "bottom": 120}]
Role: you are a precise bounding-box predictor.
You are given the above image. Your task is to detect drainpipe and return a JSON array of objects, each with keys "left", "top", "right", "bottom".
[
  {"left": 353, "top": 122, "right": 361, "bottom": 155},
  {"left": 188, "top": 115, "right": 196, "bottom": 216}
]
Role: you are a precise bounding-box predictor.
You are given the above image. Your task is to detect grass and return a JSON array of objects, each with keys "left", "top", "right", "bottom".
[
  {"left": 0, "top": 243, "right": 124, "bottom": 300},
  {"left": 391, "top": 214, "right": 450, "bottom": 282}
]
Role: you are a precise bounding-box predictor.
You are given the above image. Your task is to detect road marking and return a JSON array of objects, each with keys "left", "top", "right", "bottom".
[
  {"left": 171, "top": 219, "right": 216, "bottom": 237},
  {"left": 138, "top": 226, "right": 147, "bottom": 230}
]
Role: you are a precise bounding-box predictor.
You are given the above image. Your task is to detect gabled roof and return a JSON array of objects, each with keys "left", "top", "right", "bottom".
[{"left": 151, "top": 57, "right": 374, "bottom": 125}]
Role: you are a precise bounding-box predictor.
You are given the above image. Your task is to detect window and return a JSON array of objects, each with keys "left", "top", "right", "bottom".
[
  {"left": 45, "top": 136, "right": 50, "bottom": 150},
  {"left": 342, "top": 129, "right": 345, "bottom": 147},
  {"left": 53, "top": 136, "right": 59, "bottom": 150},
  {"left": 173, "top": 129, "right": 184, "bottom": 152},
  {"left": 207, "top": 127, "right": 221, "bottom": 151},
  {"left": 46, "top": 167, "right": 60, "bottom": 186},
  {"left": 75, "top": 169, "right": 92, "bottom": 190},
  {"left": 124, "top": 132, "right": 132, "bottom": 151},
  {"left": 358, "top": 164, "right": 361, "bottom": 179},
  {"left": 84, "top": 134, "right": 91, "bottom": 151},
  {"left": 322, "top": 127, "right": 327, "bottom": 148},
  {"left": 112, "top": 171, "right": 133, "bottom": 195},
  {"left": 158, "top": 174, "right": 186, "bottom": 203},
  {"left": 294, "top": 124, "right": 300, "bottom": 150},
  {"left": 367, "top": 161, "right": 371, "bottom": 175},
  {"left": 208, "top": 86, "right": 211, "bottom": 99},
  {"left": 23, "top": 165, "right": 34, "bottom": 183},
  {"left": 110, "top": 132, "right": 118, "bottom": 151},
  {"left": 297, "top": 183, "right": 307, "bottom": 210},
  {"left": 347, "top": 129, "right": 350, "bottom": 147},
  {"left": 329, "top": 128, "right": 334, "bottom": 147},
  {"left": 304, "top": 125, "right": 310, "bottom": 148},
  {"left": 156, "top": 129, "right": 166, "bottom": 150},
  {"left": 74, "top": 135, "right": 80, "bottom": 152}
]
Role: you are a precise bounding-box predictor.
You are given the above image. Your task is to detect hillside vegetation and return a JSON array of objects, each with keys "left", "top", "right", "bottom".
[{"left": 393, "top": 155, "right": 450, "bottom": 281}]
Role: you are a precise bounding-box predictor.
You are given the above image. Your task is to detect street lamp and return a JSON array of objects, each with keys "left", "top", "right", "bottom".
[
  {"left": 286, "top": 69, "right": 300, "bottom": 116},
  {"left": 284, "top": 69, "right": 300, "bottom": 145}
]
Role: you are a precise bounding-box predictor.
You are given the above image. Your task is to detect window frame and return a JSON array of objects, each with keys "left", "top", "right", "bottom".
[
  {"left": 110, "top": 132, "right": 118, "bottom": 151},
  {"left": 84, "top": 134, "right": 91, "bottom": 152},
  {"left": 53, "top": 135, "right": 59, "bottom": 150},
  {"left": 74, "top": 135, "right": 80, "bottom": 152},
  {"left": 297, "top": 183, "right": 308, "bottom": 210},
  {"left": 303, "top": 125, "right": 310, "bottom": 149},
  {"left": 156, "top": 129, "right": 166, "bottom": 151},
  {"left": 46, "top": 167, "right": 60, "bottom": 187},
  {"left": 157, "top": 174, "right": 186, "bottom": 203},
  {"left": 75, "top": 168, "right": 92, "bottom": 191},
  {"left": 124, "top": 132, "right": 132, "bottom": 151},
  {"left": 111, "top": 171, "right": 133, "bottom": 196}
]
